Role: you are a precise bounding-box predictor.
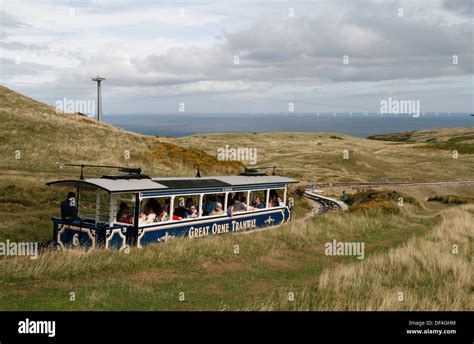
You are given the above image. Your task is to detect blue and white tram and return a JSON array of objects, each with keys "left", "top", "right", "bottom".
[{"left": 47, "top": 171, "right": 297, "bottom": 251}]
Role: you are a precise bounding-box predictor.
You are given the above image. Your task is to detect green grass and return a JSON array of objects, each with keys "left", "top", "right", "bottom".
[
  {"left": 0, "top": 203, "right": 441, "bottom": 311},
  {"left": 415, "top": 142, "right": 474, "bottom": 154},
  {"left": 251, "top": 204, "right": 474, "bottom": 311}
]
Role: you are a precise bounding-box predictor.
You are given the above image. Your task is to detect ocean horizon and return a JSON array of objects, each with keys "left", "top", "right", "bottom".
[{"left": 102, "top": 112, "right": 473, "bottom": 138}]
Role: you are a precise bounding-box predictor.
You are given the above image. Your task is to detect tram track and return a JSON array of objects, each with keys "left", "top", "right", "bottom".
[
  {"left": 301, "top": 179, "right": 474, "bottom": 214},
  {"left": 303, "top": 179, "right": 474, "bottom": 189}
]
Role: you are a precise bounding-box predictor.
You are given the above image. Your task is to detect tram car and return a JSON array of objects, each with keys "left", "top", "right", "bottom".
[{"left": 47, "top": 167, "right": 297, "bottom": 251}]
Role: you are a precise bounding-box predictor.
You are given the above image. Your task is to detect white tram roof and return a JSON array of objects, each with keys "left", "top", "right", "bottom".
[{"left": 47, "top": 175, "right": 297, "bottom": 194}]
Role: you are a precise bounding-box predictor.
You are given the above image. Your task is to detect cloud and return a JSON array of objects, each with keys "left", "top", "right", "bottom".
[
  {"left": 130, "top": 3, "right": 472, "bottom": 87},
  {"left": 443, "top": 0, "right": 473, "bottom": 16},
  {"left": 1, "top": 0, "right": 472, "bottom": 112}
]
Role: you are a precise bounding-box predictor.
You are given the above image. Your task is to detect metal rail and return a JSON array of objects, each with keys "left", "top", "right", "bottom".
[
  {"left": 303, "top": 180, "right": 474, "bottom": 213},
  {"left": 304, "top": 180, "right": 474, "bottom": 189},
  {"left": 304, "top": 190, "right": 348, "bottom": 212}
]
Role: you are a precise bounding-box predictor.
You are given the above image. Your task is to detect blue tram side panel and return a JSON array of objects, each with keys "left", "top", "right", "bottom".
[
  {"left": 52, "top": 218, "right": 129, "bottom": 250},
  {"left": 47, "top": 172, "right": 297, "bottom": 251},
  {"left": 138, "top": 207, "right": 291, "bottom": 247}
]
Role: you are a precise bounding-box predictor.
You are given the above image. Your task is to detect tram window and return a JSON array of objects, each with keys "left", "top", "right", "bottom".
[
  {"left": 228, "top": 192, "right": 248, "bottom": 213},
  {"left": 202, "top": 193, "right": 225, "bottom": 216},
  {"left": 78, "top": 188, "right": 110, "bottom": 223},
  {"left": 269, "top": 189, "right": 285, "bottom": 207},
  {"left": 174, "top": 195, "right": 200, "bottom": 220},
  {"left": 77, "top": 189, "right": 95, "bottom": 220},
  {"left": 139, "top": 197, "right": 172, "bottom": 224},
  {"left": 249, "top": 190, "right": 267, "bottom": 210}
]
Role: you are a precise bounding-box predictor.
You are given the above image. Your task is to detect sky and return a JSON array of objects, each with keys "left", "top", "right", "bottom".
[{"left": 1, "top": 0, "right": 473, "bottom": 115}]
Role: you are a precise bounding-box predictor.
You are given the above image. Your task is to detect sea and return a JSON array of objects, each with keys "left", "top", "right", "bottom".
[{"left": 103, "top": 113, "right": 473, "bottom": 138}]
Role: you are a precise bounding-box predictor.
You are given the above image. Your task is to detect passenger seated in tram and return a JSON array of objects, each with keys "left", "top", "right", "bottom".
[
  {"left": 232, "top": 196, "right": 247, "bottom": 212},
  {"left": 252, "top": 196, "right": 265, "bottom": 209},
  {"left": 117, "top": 202, "right": 133, "bottom": 224},
  {"left": 163, "top": 198, "right": 171, "bottom": 213},
  {"left": 210, "top": 202, "right": 225, "bottom": 215},
  {"left": 227, "top": 193, "right": 236, "bottom": 207},
  {"left": 60, "top": 191, "right": 77, "bottom": 222},
  {"left": 203, "top": 195, "right": 217, "bottom": 216},
  {"left": 174, "top": 197, "right": 187, "bottom": 220},
  {"left": 186, "top": 205, "right": 199, "bottom": 218},
  {"left": 147, "top": 198, "right": 160, "bottom": 214},
  {"left": 268, "top": 190, "right": 281, "bottom": 207},
  {"left": 157, "top": 208, "right": 170, "bottom": 222},
  {"left": 139, "top": 204, "right": 156, "bottom": 225},
  {"left": 185, "top": 198, "right": 194, "bottom": 209}
]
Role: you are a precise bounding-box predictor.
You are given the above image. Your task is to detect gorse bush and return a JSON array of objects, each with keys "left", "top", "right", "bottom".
[{"left": 346, "top": 190, "right": 417, "bottom": 213}]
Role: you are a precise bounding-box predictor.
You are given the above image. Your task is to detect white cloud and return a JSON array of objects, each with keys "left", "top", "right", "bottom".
[{"left": 1, "top": 0, "right": 472, "bottom": 112}]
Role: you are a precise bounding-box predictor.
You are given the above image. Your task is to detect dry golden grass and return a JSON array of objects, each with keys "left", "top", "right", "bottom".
[
  {"left": 172, "top": 130, "right": 474, "bottom": 183},
  {"left": 253, "top": 205, "right": 474, "bottom": 311},
  {"left": 0, "top": 85, "right": 241, "bottom": 176}
]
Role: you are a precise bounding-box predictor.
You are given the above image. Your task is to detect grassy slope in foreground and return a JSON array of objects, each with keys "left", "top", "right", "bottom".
[
  {"left": 3, "top": 196, "right": 470, "bottom": 311},
  {"left": 173, "top": 129, "right": 474, "bottom": 183},
  {"left": 255, "top": 204, "right": 474, "bottom": 311},
  {"left": 0, "top": 86, "right": 240, "bottom": 242}
]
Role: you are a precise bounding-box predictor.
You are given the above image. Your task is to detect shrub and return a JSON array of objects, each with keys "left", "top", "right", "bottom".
[{"left": 346, "top": 190, "right": 417, "bottom": 213}]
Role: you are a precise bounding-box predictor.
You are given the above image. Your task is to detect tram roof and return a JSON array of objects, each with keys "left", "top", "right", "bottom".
[{"left": 46, "top": 175, "right": 298, "bottom": 194}]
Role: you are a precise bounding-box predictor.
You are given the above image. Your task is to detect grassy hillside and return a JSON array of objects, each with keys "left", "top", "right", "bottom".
[
  {"left": 172, "top": 130, "right": 474, "bottom": 183},
  {"left": 368, "top": 128, "right": 474, "bottom": 154},
  {"left": 0, "top": 85, "right": 241, "bottom": 176},
  {"left": 0, "top": 86, "right": 241, "bottom": 242}
]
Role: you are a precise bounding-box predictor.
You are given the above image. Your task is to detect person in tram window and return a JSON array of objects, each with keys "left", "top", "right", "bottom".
[
  {"left": 164, "top": 198, "right": 171, "bottom": 213},
  {"left": 232, "top": 196, "right": 247, "bottom": 212},
  {"left": 203, "top": 195, "right": 216, "bottom": 216},
  {"left": 157, "top": 208, "right": 169, "bottom": 222},
  {"left": 277, "top": 197, "right": 284, "bottom": 207},
  {"left": 185, "top": 198, "right": 194, "bottom": 210},
  {"left": 227, "top": 193, "right": 236, "bottom": 207},
  {"left": 61, "top": 192, "right": 78, "bottom": 222},
  {"left": 174, "top": 198, "right": 187, "bottom": 220},
  {"left": 148, "top": 198, "right": 161, "bottom": 216},
  {"left": 139, "top": 203, "right": 156, "bottom": 225},
  {"left": 268, "top": 195, "right": 276, "bottom": 207},
  {"left": 253, "top": 196, "right": 265, "bottom": 209},
  {"left": 210, "top": 202, "right": 225, "bottom": 215},
  {"left": 186, "top": 205, "right": 199, "bottom": 218},
  {"left": 117, "top": 202, "right": 133, "bottom": 224}
]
